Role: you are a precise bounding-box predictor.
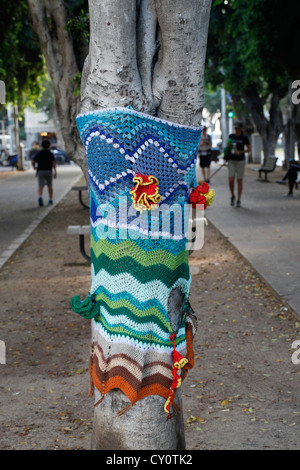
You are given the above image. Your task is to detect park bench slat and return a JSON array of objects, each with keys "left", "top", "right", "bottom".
[
  {"left": 67, "top": 225, "right": 90, "bottom": 236},
  {"left": 252, "top": 155, "right": 278, "bottom": 181}
]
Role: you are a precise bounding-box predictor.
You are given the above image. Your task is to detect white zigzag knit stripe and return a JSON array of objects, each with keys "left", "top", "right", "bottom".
[
  {"left": 85, "top": 136, "right": 195, "bottom": 177},
  {"left": 88, "top": 168, "right": 135, "bottom": 190},
  {"left": 91, "top": 219, "right": 188, "bottom": 241},
  {"left": 99, "top": 305, "right": 186, "bottom": 341},
  {"left": 89, "top": 166, "right": 191, "bottom": 195},
  {"left": 90, "top": 266, "right": 191, "bottom": 308}
]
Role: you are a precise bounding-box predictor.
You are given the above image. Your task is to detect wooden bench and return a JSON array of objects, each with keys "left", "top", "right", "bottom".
[
  {"left": 71, "top": 185, "right": 89, "bottom": 209},
  {"left": 67, "top": 225, "right": 90, "bottom": 262},
  {"left": 252, "top": 156, "right": 278, "bottom": 181}
]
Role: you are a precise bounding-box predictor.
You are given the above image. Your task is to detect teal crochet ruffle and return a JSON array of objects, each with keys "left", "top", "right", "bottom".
[{"left": 70, "top": 294, "right": 99, "bottom": 320}]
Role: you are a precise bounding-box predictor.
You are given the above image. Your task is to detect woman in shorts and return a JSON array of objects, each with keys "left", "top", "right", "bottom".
[{"left": 198, "top": 126, "right": 212, "bottom": 183}]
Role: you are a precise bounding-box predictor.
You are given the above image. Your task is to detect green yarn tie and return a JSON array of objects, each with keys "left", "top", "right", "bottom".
[{"left": 70, "top": 294, "right": 99, "bottom": 320}]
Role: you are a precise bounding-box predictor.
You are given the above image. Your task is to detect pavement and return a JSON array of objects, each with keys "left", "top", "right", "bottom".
[
  {"left": 0, "top": 164, "right": 83, "bottom": 269},
  {"left": 0, "top": 159, "right": 299, "bottom": 320},
  {"left": 198, "top": 159, "right": 300, "bottom": 319}
]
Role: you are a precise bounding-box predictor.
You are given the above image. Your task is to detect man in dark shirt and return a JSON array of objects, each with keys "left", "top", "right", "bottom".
[
  {"left": 32, "top": 140, "right": 57, "bottom": 207},
  {"left": 227, "top": 122, "right": 251, "bottom": 208}
]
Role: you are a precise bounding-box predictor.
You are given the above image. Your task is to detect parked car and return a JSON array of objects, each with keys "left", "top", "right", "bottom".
[
  {"left": 50, "top": 146, "right": 70, "bottom": 165},
  {"left": 25, "top": 146, "right": 70, "bottom": 165}
]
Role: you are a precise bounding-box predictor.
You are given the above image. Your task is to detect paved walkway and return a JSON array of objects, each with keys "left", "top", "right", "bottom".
[
  {"left": 199, "top": 160, "right": 300, "bottom": 318},
  {"left": 0, "top": 165, "right": 82, "bottom": 269}
]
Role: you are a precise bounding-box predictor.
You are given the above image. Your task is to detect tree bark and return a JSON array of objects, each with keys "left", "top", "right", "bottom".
[
  {"left": 27, "top": 0, "right": 87, "bottom": 176},
  {"left": 242, "top": 85, "right": 283, "bottom": 164},
  {"left": 80, "top": 0, "right": 211, "bottom": 450},
  {"left": 283, "top": 118, "right": 293, "bottom": 169}
]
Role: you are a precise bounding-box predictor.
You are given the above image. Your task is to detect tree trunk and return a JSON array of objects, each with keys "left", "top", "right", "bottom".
[
  {"left": 283, "top": 117, "right": 294, "bottom": 169},
  {"left": 79, "top": 0, "right": 211, "bottom": 451},
  {"left": 242, "top": 85, "right": 283, "bottom": 164},
  {"left": 27, "top": 0, "right": 87, "bottom": 176},
  {"left": 81, "top": 0, "right": 211, "bottom": 126}
]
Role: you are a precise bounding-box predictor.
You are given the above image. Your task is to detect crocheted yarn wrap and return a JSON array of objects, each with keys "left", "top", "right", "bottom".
[{"left": 73, "top": 107, "right": 201, "bottom": 414}]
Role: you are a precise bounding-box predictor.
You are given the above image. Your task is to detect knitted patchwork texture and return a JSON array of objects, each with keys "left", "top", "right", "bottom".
[{"left": 72, "top": 107, "right": 201, "bottom": 415}]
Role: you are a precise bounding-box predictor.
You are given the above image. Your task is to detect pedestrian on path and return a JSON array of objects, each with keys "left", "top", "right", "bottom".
[
  {"left": 32, "top": 139, "right": 57, "bottom": 207},
  {"left": 198, "top": 126, "right": 212, "bottom": 183},
  {"left": 28, "top": 141, "right": 40, "bottom": 161},
  {"left": 276, "top": 158, "right": 300, "bottom": 197},
  {"left": 226, "top": 122, "right": 251, "bottom": 208}
]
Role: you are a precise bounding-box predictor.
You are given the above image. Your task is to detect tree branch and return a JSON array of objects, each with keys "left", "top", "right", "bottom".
[
  {"left": 136, "top": 0, "right": 158, "bottom": 114},
  {"left": 152, "top": 0, "right": 212, "bottom": 126},
  {"left": 80, "top": 0, "right": 146, "bottom": 113}
]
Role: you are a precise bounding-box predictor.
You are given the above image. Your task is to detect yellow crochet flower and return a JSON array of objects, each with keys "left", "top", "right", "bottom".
[{"left": 203, "top": 188, "right": 215, "bottom": 207}]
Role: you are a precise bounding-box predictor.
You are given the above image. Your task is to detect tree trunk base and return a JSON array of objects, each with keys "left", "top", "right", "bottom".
[{"left": 91, "top": 389, "right": 186, "bottom": 451}]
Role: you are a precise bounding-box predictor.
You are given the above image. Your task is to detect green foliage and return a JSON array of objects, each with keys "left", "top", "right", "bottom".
[
  {"left": 66, "top": 8, "right": 90, "bottom": 43},
  {"left": 204, "top": 86, "right": 221, "bottom": 115},
  {"left": 73, "top": 72, "right": 83, "bottom": 97},
  {"left": 206, "top": 0, "right": 292, "bottom": 107},
  {"left": 32, "top": 76, "right": 55, "bottom": 121},
  {"left": 0, "top": 0, "right": 46, "bottom": 113},
  {"left": 65, "top": 0, "right": 89, "bottom": 84}
]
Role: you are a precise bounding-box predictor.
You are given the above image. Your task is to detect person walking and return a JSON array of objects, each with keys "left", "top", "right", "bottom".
[
  {"left": 198, "top": 126, "right": 212, "bottom": 183},
  {"left": 29, "top": 141, "right": 40, "bottom": 161},
  {"left": 32, "top": 139, "right": 57, "bottom": 207},
  {"left": 226, "top": 122, "right": 250, "bottom": 208},
  {"left": 276, "top": 159, "right": 300, "bottom": 197}
]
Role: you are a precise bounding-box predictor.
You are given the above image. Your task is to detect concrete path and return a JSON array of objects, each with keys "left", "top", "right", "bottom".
[
  {"left": 198, "top": 161, "right": 300, "bottom": 318},
  {"left": 0, "top": 165, "right": 83, "bottom": 269}
]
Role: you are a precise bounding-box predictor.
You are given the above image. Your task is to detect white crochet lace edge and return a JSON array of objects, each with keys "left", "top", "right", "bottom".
[{"left": 76, "top": 106, "right": 203, "bottom": 132}]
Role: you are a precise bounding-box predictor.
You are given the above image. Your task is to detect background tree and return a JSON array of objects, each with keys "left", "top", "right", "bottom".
[
  {"left": 0, "top": 0, "right": 45, "bottom": 164},
  {"left": 27, "top": 0, "right": 89, "bottom": 175},
  {"left": 205, "top": 0, "right": 293, "bottom": 163},
  {"left": 0, "top": 0, "right": 45, "bottom": 111}
]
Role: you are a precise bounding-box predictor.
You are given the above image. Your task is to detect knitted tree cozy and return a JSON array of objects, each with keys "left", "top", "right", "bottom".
[{"left": 71, "top": 107, "right": 203, "bottom": 418}]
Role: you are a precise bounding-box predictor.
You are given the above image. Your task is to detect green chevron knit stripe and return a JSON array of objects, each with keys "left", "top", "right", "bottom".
[
  {"left": 90, "top": 236, "right": 189, "bottom": 269},
  {"left": 98, "top": 313, "right": 185, "bottom": 348},
  {"left": 91, "top": 252, "right": 190, "bottom": 287},
  {"left": 94, "top": 292, "right": 172, "bottom": 331}
]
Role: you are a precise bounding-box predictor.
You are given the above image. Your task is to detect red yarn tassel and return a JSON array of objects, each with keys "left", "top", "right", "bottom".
[{"left": 164, "top": 333, "right": 188, "bottom": 420}]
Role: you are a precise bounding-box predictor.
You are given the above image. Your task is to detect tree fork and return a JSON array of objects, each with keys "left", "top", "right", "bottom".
[{"left": 27, "top": 0, "right": 87, "bottom": 175}]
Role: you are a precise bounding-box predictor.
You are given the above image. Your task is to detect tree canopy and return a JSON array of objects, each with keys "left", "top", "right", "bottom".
[
  {"left": 205, "top": 0, "right": 300, "bottom": 158},
  {"left": 0, "top": 0, "right": 46, "bottom": 112}
]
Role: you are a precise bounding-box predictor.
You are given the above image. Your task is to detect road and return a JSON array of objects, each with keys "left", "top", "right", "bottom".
[{"left": 0, "top": 165, "right": 83, "bottom": 268}]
